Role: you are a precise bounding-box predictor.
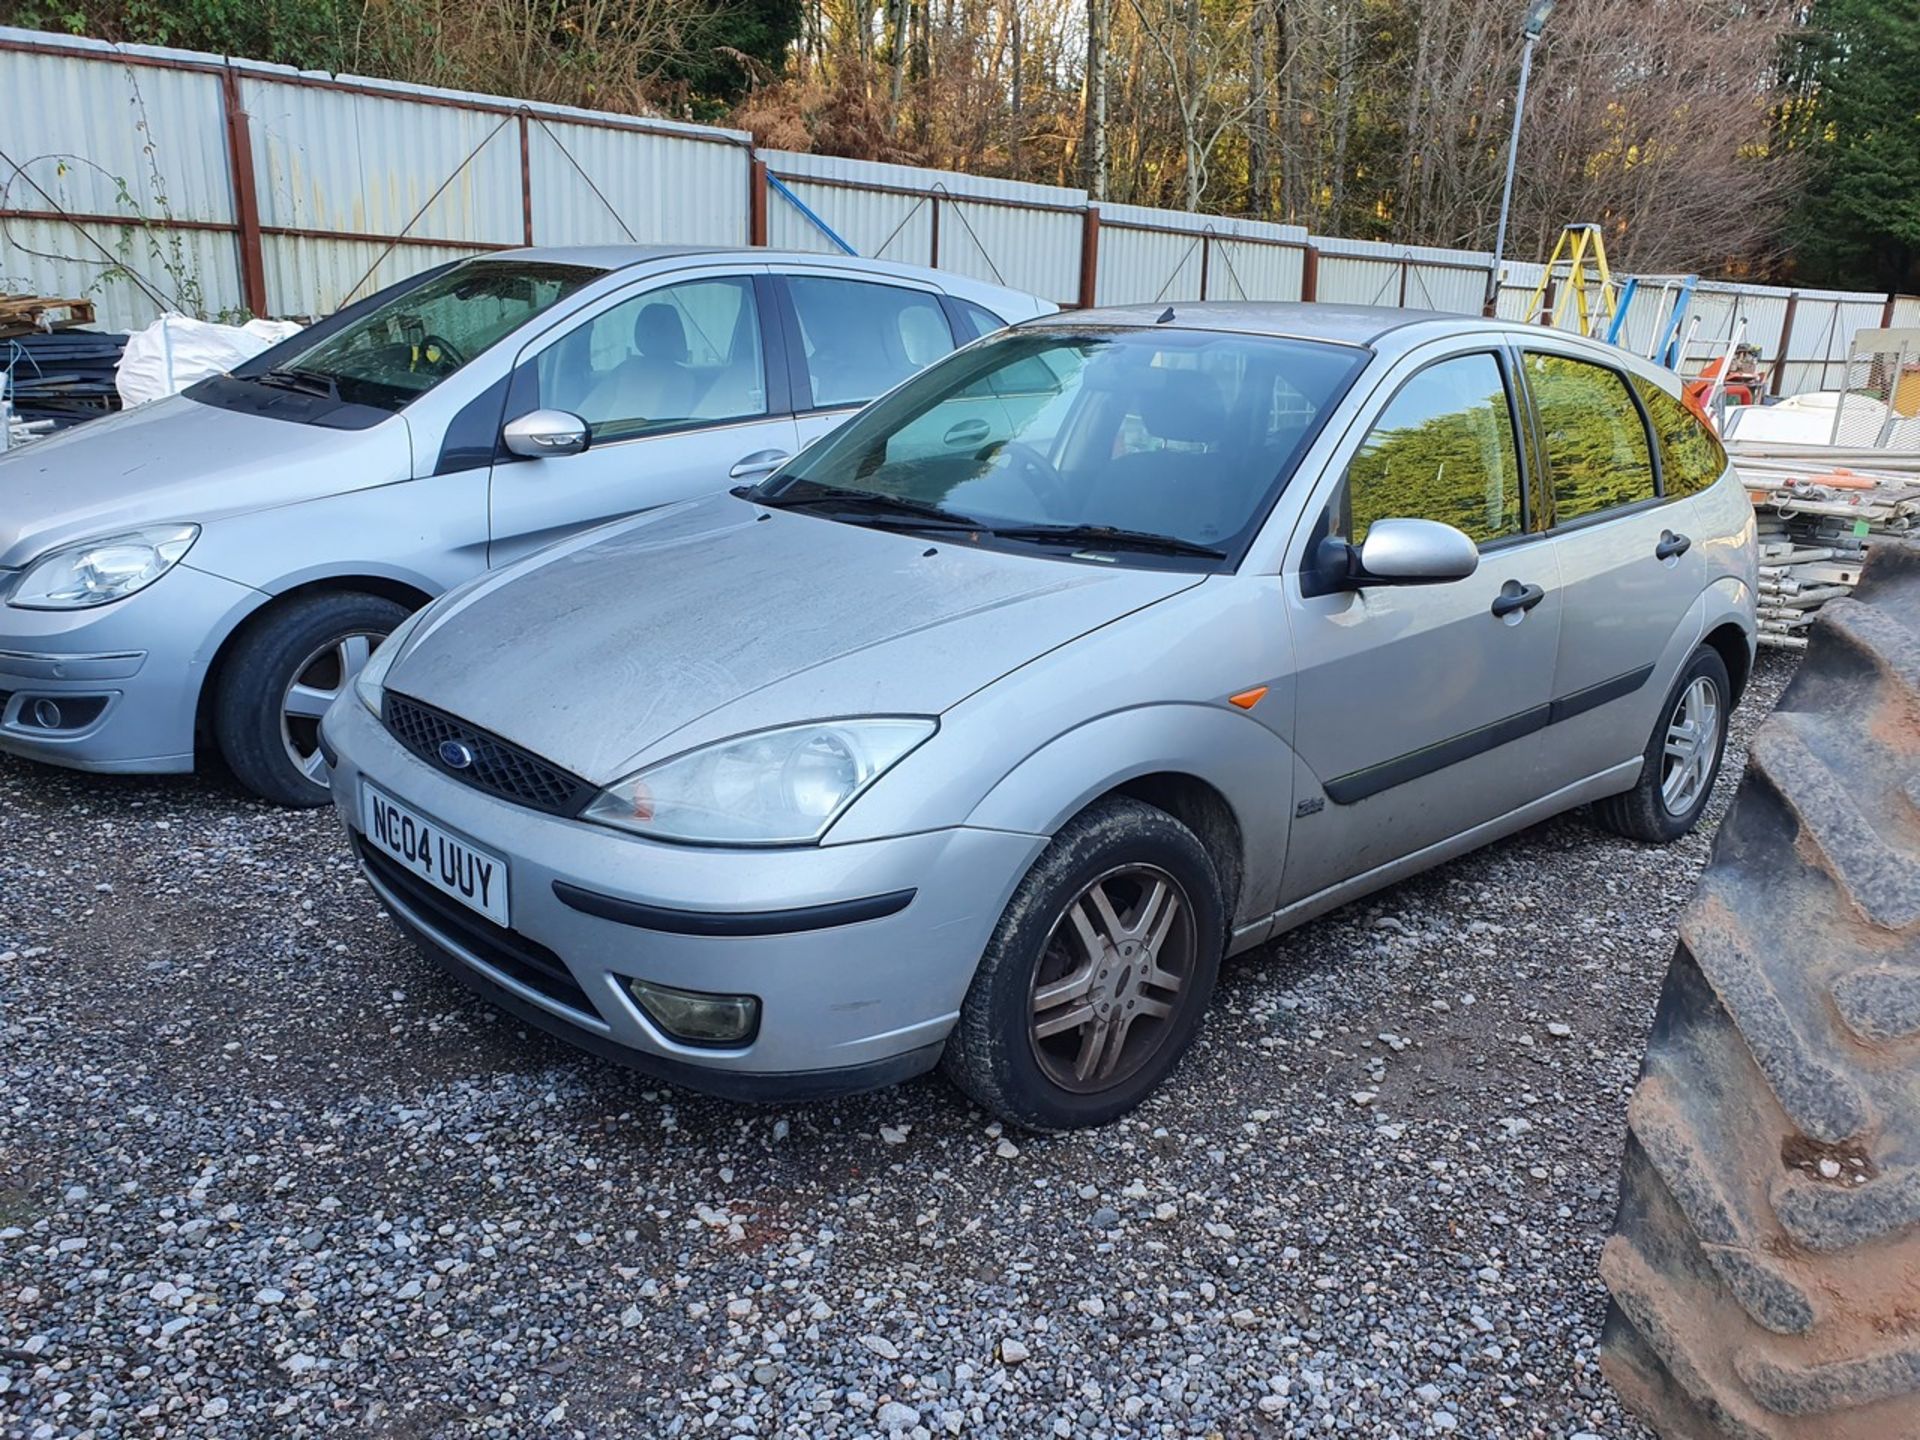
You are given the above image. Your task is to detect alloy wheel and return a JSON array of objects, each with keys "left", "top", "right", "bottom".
[
  {"left": 1028, "top": 863, "right": 1197, "bottom": 1093},
  {"left": 1660, "top": 674, "right": 1721, "bottom": 817},
  {"left": 280, "top": 631, "right": 381, "bottom": 787}
]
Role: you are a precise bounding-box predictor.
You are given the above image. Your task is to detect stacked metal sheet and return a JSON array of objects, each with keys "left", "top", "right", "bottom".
[
  {"left": 1732, "top": 441, "right": 1920, "bottom": 650},
  {"left": 1, "top": 330, "right": 127, "bottom": 446}
]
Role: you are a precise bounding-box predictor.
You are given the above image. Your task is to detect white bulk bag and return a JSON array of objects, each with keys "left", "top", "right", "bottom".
[{"left": 115, "top": 315, "right": 306, "bottom": 407}]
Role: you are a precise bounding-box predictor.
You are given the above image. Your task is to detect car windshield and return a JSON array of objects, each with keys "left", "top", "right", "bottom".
[
  {"left": 759, "top": 326, "right": 1367, "bottom": 565},
  {"left": 269, "top": 260, "right": 602, "bottom": 411}
]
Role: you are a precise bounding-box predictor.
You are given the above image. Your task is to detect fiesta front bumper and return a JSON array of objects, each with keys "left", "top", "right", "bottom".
[{"left": 322, "top": 695, "right": 1047, "bottom": 1099}]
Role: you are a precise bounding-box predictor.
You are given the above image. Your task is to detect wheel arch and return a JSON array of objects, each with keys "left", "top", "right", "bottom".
[
  {"left": 1104, "top": 772, "right": 1246, "bottom": 932},
  {"left": 1703, "top": 619, "right": 1753, "bottom": 709},
  {"left": 193, "top": 573, "right": 437, "bottom": 742},
  {"left": 961, "top": 704, "right": 1297, "bottom": 932},
  {"left": 1697, "top": 574, "right": 1756, "bottom": 708}
]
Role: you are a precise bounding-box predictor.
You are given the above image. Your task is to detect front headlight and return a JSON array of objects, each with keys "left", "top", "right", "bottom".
[
  {"left": 584, "top": 718, "right": 936, "bottom": 846},
  {"left": 9, "top": 524, "right": 200, "bottom": 609},
  {"left": 354, "top": 605, "right": 429, "bottom": 716}
]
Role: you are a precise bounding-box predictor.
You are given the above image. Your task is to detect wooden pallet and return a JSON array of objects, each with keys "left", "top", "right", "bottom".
[{"left": 0, "top": 294, "right": 97, "bottom": 337}]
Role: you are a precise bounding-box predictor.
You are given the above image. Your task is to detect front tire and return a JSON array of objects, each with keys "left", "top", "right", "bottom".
[
  {"left": 214, "top": 592, "right": 410, "bottom": 807},
  {"left": 1593, "top": 644, "right": 1732, "bottom": 843},
  {"left": 941, "top": 796, "right": 1224, "bottom": 1131}
]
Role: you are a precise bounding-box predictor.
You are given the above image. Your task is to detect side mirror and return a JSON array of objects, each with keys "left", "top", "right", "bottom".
[
  {"left": 503, "top": 409, "right": 589, "bottom": 459},
  {"left": 1318, "top": 517, "right": 1479, "bottom": 590}
]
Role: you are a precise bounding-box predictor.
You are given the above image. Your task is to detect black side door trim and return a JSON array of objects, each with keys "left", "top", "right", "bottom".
[
  {"left": 1323, "top": 663, "right": 1656, "bottom": 805},
  {"left": 1548, "top": 663, "right": 1656, "bottom": 725}
]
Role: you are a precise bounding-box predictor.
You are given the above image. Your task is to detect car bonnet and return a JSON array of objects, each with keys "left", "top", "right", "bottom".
[
  {"left": 387, "top": 493, "right": 1205, "bottom": 786},
  {"left": 0, "top": 392, "right": 412, "bottom": 570}
]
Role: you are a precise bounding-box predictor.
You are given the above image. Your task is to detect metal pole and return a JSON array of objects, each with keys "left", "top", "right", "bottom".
[{"left": 1486, "top": 31, "right": 1539, "bottom": 314}]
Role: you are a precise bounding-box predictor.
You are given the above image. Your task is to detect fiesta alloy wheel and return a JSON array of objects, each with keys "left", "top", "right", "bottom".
[
  {"left": 943, "top": 796, "right": 1224, "bottom": 1131},
  {"left": 1592, "top": 644, "right": 1732, "bottom": 844}
]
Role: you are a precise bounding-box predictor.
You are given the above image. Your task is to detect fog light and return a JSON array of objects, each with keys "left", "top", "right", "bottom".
[
  {"left": 31, "top": 698, "right": 62, "bottom": 728},
  {"left": 627, "top": 978, "right": 760, "bottom": 1046}
]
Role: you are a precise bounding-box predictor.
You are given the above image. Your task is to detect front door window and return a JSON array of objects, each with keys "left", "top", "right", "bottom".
[{"left": 536, "top": 276, "right": 766, "bottom": 441}]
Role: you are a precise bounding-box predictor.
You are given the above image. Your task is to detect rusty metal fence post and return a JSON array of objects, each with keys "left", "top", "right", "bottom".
[
  {"left": 219, "top": 68, "right": 267, "bottom": 317},
  {"left": 1078, "top": 205, "right": 1100, "bottom": 309}
]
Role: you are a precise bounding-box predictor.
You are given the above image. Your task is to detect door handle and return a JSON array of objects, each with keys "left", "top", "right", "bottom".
[
  {"left": 729, "top": 449, "right": 790, "bottom": 481},
  {"left": 1490, "top": 580, "right": 1546, "bottom": 618},
  {"left": 1656, "top": 529, "right": 1692, "bottom": 561},
  {"left": 943, "top": 417, "right": 992, "bottom": 446}
]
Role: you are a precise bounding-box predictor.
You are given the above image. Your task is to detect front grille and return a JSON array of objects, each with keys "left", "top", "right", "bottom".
[
  {"left": 383, "top": 693, "right": 594, "bottom": 816},
  {"left": 356, "top": 838, "right": 600, "bottom": 1020}
]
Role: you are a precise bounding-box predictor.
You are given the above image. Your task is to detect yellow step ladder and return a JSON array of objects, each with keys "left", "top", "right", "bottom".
[{"left": 1521, "top": 223, "right": 1620, "bottom": 337}]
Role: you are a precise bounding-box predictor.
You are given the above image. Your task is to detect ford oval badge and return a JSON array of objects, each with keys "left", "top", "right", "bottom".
[{"left": 439, "top": 739, "right": 475, "bottom": 770}]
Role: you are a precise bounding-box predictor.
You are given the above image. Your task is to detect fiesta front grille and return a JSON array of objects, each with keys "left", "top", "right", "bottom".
[
  {"left": 383, "top": 693, "right": 594, "bottom": 816},
  {"left": 356, "top": 838, "right": 599, "bottom": 1019}
]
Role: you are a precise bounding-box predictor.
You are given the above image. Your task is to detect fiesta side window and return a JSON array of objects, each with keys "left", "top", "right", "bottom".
[
  {"left": 1327, "top": 351, "right": 1527, "bottom": 554},
  {"left": 1632, "top": 375, "right": 1728, "bottom": 499},
  {"left": 1524, "top": 351, "right": 1658, "bottom": 523}
]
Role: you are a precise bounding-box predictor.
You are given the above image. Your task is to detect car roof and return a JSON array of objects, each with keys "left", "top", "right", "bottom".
[
  {"left": 1022, "top": 301, "right": 1472, "bottom": 347},
  {"left": 486, "top": 244, "right": 1040, "bottom": 301}
]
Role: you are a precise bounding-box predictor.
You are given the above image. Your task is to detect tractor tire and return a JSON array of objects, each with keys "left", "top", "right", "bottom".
[{"left": 1601, "top": 539, "right": 1920, "bottom": 1440}]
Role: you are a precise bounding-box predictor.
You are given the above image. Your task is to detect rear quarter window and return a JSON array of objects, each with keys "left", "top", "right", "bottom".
[{"left": 1632, "top": 375, "right": 1729, "bottom": 498}]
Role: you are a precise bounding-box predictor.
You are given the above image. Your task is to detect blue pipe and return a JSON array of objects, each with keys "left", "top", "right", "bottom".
[{"left": 766, "top": 174, "right": 858, "bottom": 257}]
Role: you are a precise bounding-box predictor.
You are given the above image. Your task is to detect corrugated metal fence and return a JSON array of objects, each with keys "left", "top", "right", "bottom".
[{"left": 2, "top": 23, "right": 1910, "bottom": 398}]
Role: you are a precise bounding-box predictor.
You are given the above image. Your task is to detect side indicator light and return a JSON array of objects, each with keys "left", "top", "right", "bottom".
[{"left": 1229, "top": 686, "right": 1269, "bottom": 711}]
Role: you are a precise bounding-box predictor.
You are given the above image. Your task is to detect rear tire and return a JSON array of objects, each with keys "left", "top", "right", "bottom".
[
  {"left": 214, "top": 592, "right": 410, "bottom": 807},
  {"left": 1600, "top": 540, "right": 1920, "bottom": 1438},
  {"left": 941, "top": 796, "right": 1224, "bottom": 1132},
  {"left": 1593, "top": 643, "right": 1732, "bottom": 843}
]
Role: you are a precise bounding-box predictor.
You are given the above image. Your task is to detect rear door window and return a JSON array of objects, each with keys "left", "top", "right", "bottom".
[
  {"left": 1337, "top": 352, "right": 1525, "bottom": 547},
  {"left": 786, "top": 277, "right": 959, "bottom": 409},
  {"left": 1632, "top": 375, "right": 1728, "bottom": 498},
  {"left": 1524, "top": 352, "right": 1657, "bottom": 522}
]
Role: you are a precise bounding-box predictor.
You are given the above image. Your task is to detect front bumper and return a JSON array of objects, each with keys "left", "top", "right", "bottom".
[
  {"left": 323, "top": 696, "right": 1047, "bottom": 1094},
  {"left": 0, "top": 564, "right": 262, "bottom": 774}
]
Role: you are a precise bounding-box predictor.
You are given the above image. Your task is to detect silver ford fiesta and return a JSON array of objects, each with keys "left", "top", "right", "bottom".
[{"left": 321, "top": 302, "right": 1757, "bottom": 1129}]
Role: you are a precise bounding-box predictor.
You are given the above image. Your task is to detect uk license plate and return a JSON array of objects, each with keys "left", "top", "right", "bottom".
[{"left": 361, "top": 782, "right": 510, "bottom": 927}]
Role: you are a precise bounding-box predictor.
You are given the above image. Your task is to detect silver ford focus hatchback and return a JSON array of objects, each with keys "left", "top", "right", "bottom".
[
  {"left": 321, "top": 303, "right": 1758, "bottom": 1130},
  {"left": 0, "top": 247, "right": 1049, "bottom": 805}
]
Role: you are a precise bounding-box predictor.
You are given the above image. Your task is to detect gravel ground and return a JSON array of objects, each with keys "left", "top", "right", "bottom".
[{"left": 0, "top": 653, "right": 1795, "bottom": 1440}]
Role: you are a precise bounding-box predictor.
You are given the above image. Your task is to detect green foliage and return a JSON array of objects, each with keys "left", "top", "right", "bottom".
[
  {"left": 667, "top": 0, "right": 801, "bottom": 118},
  {"left": 6, "top": 0, "right": 359, "bottom": 70},
  {"left": 3, "top": 0, "right": 798, "bottom": 111},
  {"left": 1781, "top": 0, "right": 1920, "bottom": 291}
]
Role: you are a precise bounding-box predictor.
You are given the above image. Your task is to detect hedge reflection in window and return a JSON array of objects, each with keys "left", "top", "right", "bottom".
[
  {"left": 1527, "top": 352, "right": 1656, "bottom": 521},
  {"left": 1343, "top": 352, "right": 1523, "bottom": 547}
]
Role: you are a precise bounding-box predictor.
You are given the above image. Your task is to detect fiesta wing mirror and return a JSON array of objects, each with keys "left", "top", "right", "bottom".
[{"left": 1316, "top": 517, "right": 1480, "bottom": 590}]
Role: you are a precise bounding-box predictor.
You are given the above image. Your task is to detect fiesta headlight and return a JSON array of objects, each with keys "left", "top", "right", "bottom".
[
  {"left": 583, "top": 718, "right": 936, "bottom": 846},
  {"left": 354, "top": 605, "right": 430, "bottom": 716},
  {"left": 9, "top": 524, "right": 200, "bottom": 609}
]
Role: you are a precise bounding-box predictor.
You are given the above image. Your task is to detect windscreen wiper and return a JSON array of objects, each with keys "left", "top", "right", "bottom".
[
  {"left": 987, "top": 523, "right": 1227, "bottom": 560},
  {"left": 256, "top": 365, "right": 339, "bottom": 398},
  {"left": 753, "top": 485, "right": 983, "bottom": 532}
]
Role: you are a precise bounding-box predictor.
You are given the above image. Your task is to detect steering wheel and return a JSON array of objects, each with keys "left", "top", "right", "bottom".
[
  {"left": 981, "top": 439, "right": 1072, "bottom": 516},
  {"left": 412, "top": 334, "right": 466, "bottom": 374}
]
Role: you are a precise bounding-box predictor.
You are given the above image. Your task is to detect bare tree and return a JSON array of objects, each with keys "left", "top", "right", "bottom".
[
  {"left": 1125, "top": 0, "right": 1254, "bottom": 211},
  {"left": 1084, "top": 0, "right": 1110, "bottom": 199},
  {"left": 1248, "top": 0, "right": 1271, "bottom": 218}
]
